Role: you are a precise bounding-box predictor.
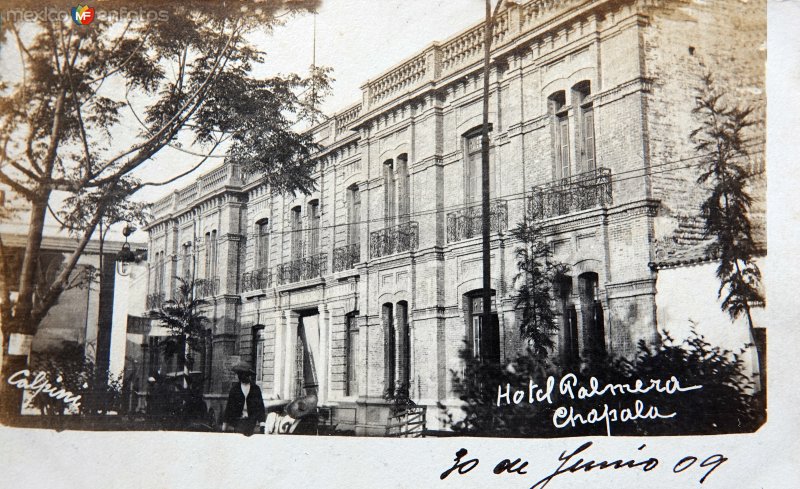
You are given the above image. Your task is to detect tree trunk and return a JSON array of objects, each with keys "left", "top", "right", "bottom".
[
  {"left": 13, "top": 194, "right": 50, "bottom": 333},
  {"left": 0, "top": 192, "right": 50, "bottom": 422}
]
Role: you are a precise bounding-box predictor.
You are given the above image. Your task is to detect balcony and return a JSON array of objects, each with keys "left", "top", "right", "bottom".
[
  {"left": 332, "top": 243, "right": 360, "bottom": 273},
  {"left": 195, "top": 277, "right": 220, "bottom": 298},
  {"left": 370, "top": 222, "right": 419, "bottom": 259},
  {"left": 277, "top": 254, "right": 327, "bottom": 285},
  {"left": 446, "top": 200, "right": 508, "bottom": 243},
  {"left": 241, "top": 268, "right": 272, "bottom": 293},
  {"left": 528, "top": 167, "right": 612, "bottom": 220},
  {"left": 146, "top": 292, "right": 165, "bottom": 310}
]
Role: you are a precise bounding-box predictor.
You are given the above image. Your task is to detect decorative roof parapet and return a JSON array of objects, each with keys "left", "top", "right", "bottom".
[
  {"left": 148, "top": 161, "right": 243, "bottom": 221},
  {"left": 356, "top": 0, "right": 589, "bottom": 115},
  {"left": 334, "top": 103, "right": 363, "bottom": 136},
  {"left": 148, "top": 0, "right": 598, "bottom": 223},
  {"left": 308, "top": 0, "right": 590, "bottom": 143}
]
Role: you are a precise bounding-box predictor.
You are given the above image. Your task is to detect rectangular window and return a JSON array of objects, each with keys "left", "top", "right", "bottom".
[
  {"left": 257, "top": 220, "right": 270, "bottom": 269},
  {"left": 204, "top": 232, "right": 218, "bottom": 278},
  {"left": 348, "top": 186, "right": 361, "bottom": 246},
  {"left": 252, "top": 326, "right": 264, "bottom": 383},
  {"left": 472, "top": 315, "right": 483, "bottom": 359},
  {"left": 382, "top": 303, "right": 395, "bottom": 392},
  {"left": 152, "top": 252, "right": 159, "bottom": 294},
  {"left": 467, "top": 142, "right": 481, "bottom": 206},
  {"left": 182, "top": 244, "right": 192, "bottom": 279},
  {"left": 158, "top": 252, "right": 166, "bottom": 294},
  {"left": 557, "top": 115, "right": 571, "bottom": 179},
  {"left": 308, "top": 201, "right": 320, "bottom": 256},
  {"left": 291, "top": 207, "right": 303, "bottom": 260},
  {"left": 148, "top": 336, "right": 161, "bottom": 374},
  {"left": 466, "top": 134, "right": 494, "bottom": 206},
  {"left": 583, "top": 108, "right": 595, "bottom": 171},
  {"left": 204, "top": 233, "right": 211, "bottom": 277},
  {"left": 210, "top": 230, "right": 218, "bottom": 273},
  {"left": 383, "top": 161, "right": 395, "bottom": 222},
  {"left": 397, "top": 156, "right": 410, "bottom": 224},
  {"left": 345, "top": 314, "right": 359, "bottom": 396},
  {"left": 470, "top": 295, "right": 499, "bottom": 362}
]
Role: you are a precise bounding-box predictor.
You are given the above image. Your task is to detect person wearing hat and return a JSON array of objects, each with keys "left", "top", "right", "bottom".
[{"left": 221, "top": 361, "right": 266, "bottom": 435}]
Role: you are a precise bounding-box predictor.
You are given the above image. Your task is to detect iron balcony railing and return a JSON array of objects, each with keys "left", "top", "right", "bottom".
[
  {"left": 241, "top": 267, "right": 272, "bottom": 293},
  {"left": 332, "top": 243, "right": 360, "bottom": 273},
  {"left": 277, "top": 253, "right": 327, "bottom": 285},
  {"left": 146, "top": 292, "right": 165, "bottom": 310},
  {"left": 528, "top": 167, "right": 612, "bottom": 220},
  {"left": 195, "top": 277, "right": 220, "bottom": 298},
  {"left": 446, "top": 199, "right": 508, "bottom": 243},
  {"left": 370, "top": 221, "right": 419, "bottom": 259}
]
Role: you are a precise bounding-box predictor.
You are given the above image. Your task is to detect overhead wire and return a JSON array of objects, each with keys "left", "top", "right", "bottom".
[{"left": 160, "top": 140, "right": 764, "bottom": 239}]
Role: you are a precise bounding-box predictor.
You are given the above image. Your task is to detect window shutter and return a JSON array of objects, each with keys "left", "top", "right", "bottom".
[
  {"left": 584, "top": 109, "right": 595, "bottom": 171},
  {"left": 560, "top": 117, "right": 571, "bottom": 179}
]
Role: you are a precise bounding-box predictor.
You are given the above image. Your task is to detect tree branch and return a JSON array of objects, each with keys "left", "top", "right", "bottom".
[
  {"left": 59, "top": 30, "right": 94, "bottom": 179},
  {"left": 0, "top": 168, "right": 36, "bottom": 200},
  {"left": 32, "top": 206, "right": 104, "bottom": 326},
  {"left": 87, "top": 21, "right": 238, "bottom": 186},
  {"left": 134, "top": 140, "right": 222, "bottom": 189},
  {"left": 7, "top": 159, "right": 41, "bottom": 183},
  {"left": 87, "top": 23, "right": 242, "bottom": 186}
]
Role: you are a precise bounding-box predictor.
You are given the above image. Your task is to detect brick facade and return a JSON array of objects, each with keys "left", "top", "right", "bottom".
[{"left": 144, "top": 0, "right": 765, "bottom": 434}]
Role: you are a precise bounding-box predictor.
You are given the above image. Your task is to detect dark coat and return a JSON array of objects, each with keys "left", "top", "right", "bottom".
[{"left": 223, "top": 382, "right": 266, "bottom": 425}]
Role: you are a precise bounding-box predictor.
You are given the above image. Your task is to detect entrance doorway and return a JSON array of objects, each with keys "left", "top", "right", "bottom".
[
  {"left": 294, "top": 312, "right": 320, "bottom": 397},
  {"left": 467, "top": 293, "right": 500, "bottom": 363}
]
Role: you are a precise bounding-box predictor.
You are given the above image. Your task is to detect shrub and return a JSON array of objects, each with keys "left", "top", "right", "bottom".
[{"left": 445, "top": 327, "right": 764, "bottom": 437}]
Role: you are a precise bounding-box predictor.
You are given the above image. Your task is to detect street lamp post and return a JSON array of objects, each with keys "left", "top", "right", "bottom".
[{"left": 116, "top": 224, "right": 137, "bottom": 276}]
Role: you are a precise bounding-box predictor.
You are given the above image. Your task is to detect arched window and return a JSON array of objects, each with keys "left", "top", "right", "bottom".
[
  {"left": 463, "top": 127, "right": 495, "bottom": 207},
  {"left": 252, "top": 324, "right": 265, "bottom": 383},
  {"left": 308, "top": 200, "right": 320, "bottom": 256},
  {"left": 549, "top": 90, "right": 570, "bottom": 180},
  {"left": 556, "top": 275, "right": 579, "bottom": 366},
  {"left": 347, "top": 184, "right": 361, "bottom": 246},
  {"left": 579, "top": 272, "right": 605, "bottom": 358},
  {"left": 396, "top": 301, "right": 411, "bottom": 389},
  {"left": 383, "top": 159, "right": 395, "bottom": 222},
  {"left": 396, "top": 154, "right": 410, "bottom": 224},
  {"left": 465, "top": 291, "right": 499, "bottom": 363},
  {"left": 205, "top": 230, "right": 218, "bottom": 279},
  {"left": 290, "top": 206, "right": 303, "bottom": 260},
  {"left": 159, "top": 251, "right": 166, "bottom": 293},
  {"left": 345, "top": 311, "right": 360, "bottom": 396},
  {"left": 572, "top": 81, "right": 595, "bottom": 172},
  {"left": 182, "top": 242, "right": 193, "bottom": 279},
  {"left": 382, "top": 303, "right": 395, "bottom": 393},
  {"left": 256, "top": 219, "right": 270, "bottom": 270}
]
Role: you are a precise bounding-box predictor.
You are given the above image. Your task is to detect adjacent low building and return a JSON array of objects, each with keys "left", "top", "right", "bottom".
[{"left": 143, "top": 0, "right": 765, "bottom": 434}]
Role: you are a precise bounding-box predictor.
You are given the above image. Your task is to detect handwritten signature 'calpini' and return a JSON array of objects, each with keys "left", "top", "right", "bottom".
[{"left": 7, "top": 369, "right": 82, "bottom": 410}]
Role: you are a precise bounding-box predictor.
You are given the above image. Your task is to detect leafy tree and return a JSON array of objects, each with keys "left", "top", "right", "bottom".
[
  {"left": 27, "top": 343, "right": 91, "bottom": 416},
  {"left": 28, "top": 342, "right": 124, "bottom": 416},
  {"left": 691, "top": 73, "right": 764, "bottom": 335},
  {"left": 149, "top": 277, "right": 209, "bottom": 376},
  {"left": 0, "top": 1, "right": 330, "bottom": 417},
  {"left": 511, "top": 218, "right": 569, "bottom": 359}
]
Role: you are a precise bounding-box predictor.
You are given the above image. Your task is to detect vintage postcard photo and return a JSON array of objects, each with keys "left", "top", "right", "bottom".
[{"left": 0, "top": 0, "right": 774, "bottom": 460}]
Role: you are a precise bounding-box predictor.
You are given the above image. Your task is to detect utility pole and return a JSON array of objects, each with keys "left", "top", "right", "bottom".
[
  {"left": 480, "top": 0, "right": 521, "bottom": 360},
  {"left": 481, "top": 0, "right": 502, "bottom": 360}
]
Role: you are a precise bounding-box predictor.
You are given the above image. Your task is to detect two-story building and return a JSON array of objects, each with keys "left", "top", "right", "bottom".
[{"left": 143, "top": 0, "right": 765, "bottom": 434}]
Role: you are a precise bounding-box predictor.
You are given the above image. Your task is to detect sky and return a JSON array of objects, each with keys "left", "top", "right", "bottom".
[
  {"left": 132, "top": 0, "right": 482, "bottom": 204},
  {"left": 0, "top": 0, "right": 486, "bottom": 242}
]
